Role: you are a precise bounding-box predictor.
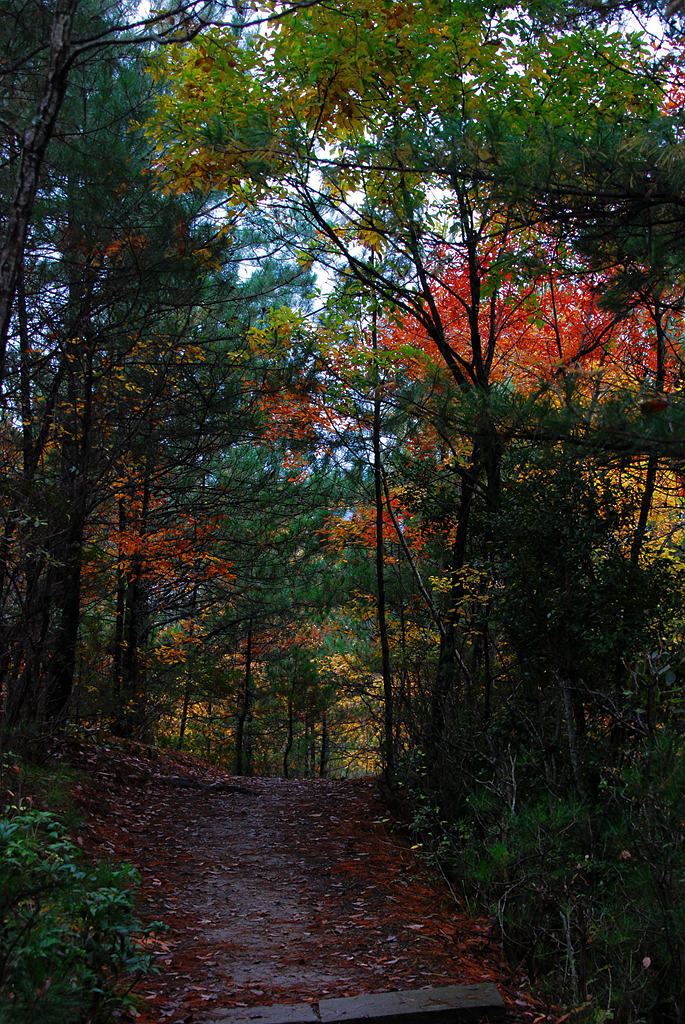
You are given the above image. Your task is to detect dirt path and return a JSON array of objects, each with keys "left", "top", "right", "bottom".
[{"left": 64, "top": 740, "right": 551, "bottom": 1024}]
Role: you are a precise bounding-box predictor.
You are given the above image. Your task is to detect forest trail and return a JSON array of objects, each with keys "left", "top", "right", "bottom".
[{"left": 63, "top": 740, "right": 552, "bottom": 1024}]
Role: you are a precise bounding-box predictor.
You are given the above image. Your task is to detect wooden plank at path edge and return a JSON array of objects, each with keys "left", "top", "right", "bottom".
[
  {"left": 319, "top": 984, "right": 506, "bottom": 1024},
  {"left": 210, "top": 984, "right": 506, "bottom": 1024}
]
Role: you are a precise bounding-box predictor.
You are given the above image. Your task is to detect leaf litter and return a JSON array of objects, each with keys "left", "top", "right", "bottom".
[{"left": 54, "top": 738, "right": 557, "bottom": 1024}]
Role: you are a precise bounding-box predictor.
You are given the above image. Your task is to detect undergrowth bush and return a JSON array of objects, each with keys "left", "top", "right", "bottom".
[
  {"left": 0, "top": 804, "right": 153, "bottom": 1024},
  {"left": 405, "top": 729, "right": 684, "bottom": 1024}
]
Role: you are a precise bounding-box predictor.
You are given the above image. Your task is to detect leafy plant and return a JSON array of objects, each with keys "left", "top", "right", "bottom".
[
  {"left": 0, "top": 806, "right": 153, "bottom": 1024},
  {"left": 431, "top": 729, "right": 685, "bottom": 1024}
]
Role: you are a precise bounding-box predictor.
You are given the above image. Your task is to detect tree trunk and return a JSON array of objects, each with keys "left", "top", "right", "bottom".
[
  {"left": 429, "top": 413, "right": 501, "bottom": 785},
  {"left": 177, "top": 682, "right": 192, "bottom": 752},
  {"left": 319, "top": 710, "right": 329, "bottom": 777},
  {"left": 0, "top": 0, "right": 78, "bottom": 386},
  {"left": 307, "top": 716, "right": 316, "bottom": 777},
  {"left": 113, "top": 455, "right": 152, "bottom": 738},
  {"left": 631, "top": 300, "right": 666, "bottom": 566},
  {"left": 112, "top": 498, "right": 127, "bottom": 703},
  {"left": 177, "top": 583, "right": 199, "bottom": 750},
  {"left": 429, "top": 457, "right": 478, "bottom": 760},
  {"left": 557, "top": 671, "right": 587, "bottom": 801},
  {"left": 44, "top": 528, "right": 83, "bottom": 726},
  {"left": 371, "top": 304, "right": 394, "bottom": 782},
  {"left": 44, "top": 330, "right": 94, "bottom": 727},
  {"left": 235, "top": 617, "right": 254, "bottom": 775},
  {"left": 283, "top": 681, "right": 295, "bottom": 778},
  {"left": 630, "top": 452, "right": 659, "bottom": 565}
]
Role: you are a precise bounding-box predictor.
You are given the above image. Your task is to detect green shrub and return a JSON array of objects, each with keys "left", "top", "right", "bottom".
[
  {"left": 443, "top": 730, "right": 685, "bottom": 1024},
  {"left": 0, "top": 806, "right": 153, "bottom": 1024}
]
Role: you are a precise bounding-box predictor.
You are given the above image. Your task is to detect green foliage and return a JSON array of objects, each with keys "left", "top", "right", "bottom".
[
  {"left": 0, "top": 806, "right": 153, "bottom": 1024},
  {"left": 0, "top": 752, "right": 84, "bottom": 830},
  {"left": 497, "top": 445, "right": 676, "bottom": 661},
  {"left": 446, "top": 730, "right": 685, "bottom": 1023},
  {"left": 406, "top": 715, "right": 685, "bottom": 1024},
  {"left": 396, "top": 427, "right": 685, "bottom": 1021}
]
